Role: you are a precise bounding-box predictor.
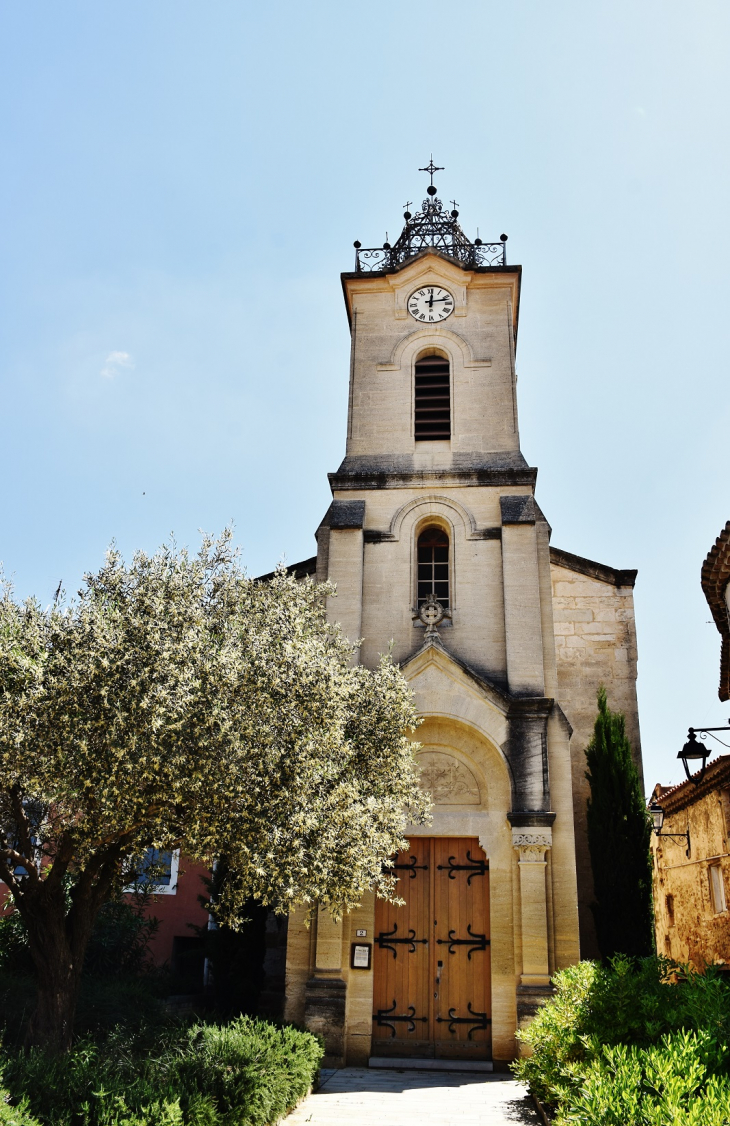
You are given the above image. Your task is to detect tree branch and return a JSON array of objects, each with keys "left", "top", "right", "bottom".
[
  {"left": 3, "top": 789, "right": 40, "bottom": 888},
  {"left": 42, "top": 831, "right": 75, "bottom": 891},
  {"left": 0, "top": 851, "right": 23, "bottom": 901},
  {"left": 67, "top": 841, "right": 128, "bottom": 963}
]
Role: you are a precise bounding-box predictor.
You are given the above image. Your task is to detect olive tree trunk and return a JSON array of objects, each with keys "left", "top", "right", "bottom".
[{"left": 16, "top": 858, "right": 116, "bottom": 1053}]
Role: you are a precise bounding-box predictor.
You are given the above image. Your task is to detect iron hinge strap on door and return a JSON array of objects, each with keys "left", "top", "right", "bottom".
[
  {"left": 382, "top": 855, "right": 428, "bottom": 879},
  {"left": 436, "top": 925, "right": 490, "bottom": 959},
  {"left": 376, "top": 923, "right": 428, "bottom": 958},
  {"left": 436, "top": 1003, "right": 491, "bottom": 1039},
  {"left": 372, "top": 1000, "right": 429, "bottom": 1037},
  {"left": 436, "top": 851, "right": 488, "bottom": 884}
]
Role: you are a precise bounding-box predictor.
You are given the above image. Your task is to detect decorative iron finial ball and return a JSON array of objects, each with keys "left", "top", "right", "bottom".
[
  {"left": 383, "top": 241, "right": 391, "bottom": 249},
  {"left": 427, "top": 184, "right": 437, "bottom": 196},
  {"left": 450, "top": 209, "right": 459, "bottom": 218},
  {"left": 353, "top": 240, "right": 361, "bottom": 248},
  {"left": 404, "top": 211, "right": 412, "bottom": 221},
  {"left": 500, "top": 233, "right": 508, "bottom": 241},
  {"left": 474, "top": 238, "right": 482, "bottom": 246}
]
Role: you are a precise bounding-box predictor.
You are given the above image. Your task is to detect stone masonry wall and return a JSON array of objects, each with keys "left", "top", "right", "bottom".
[
  {"left": 652, "top": 784, "right": 730, "bottom": 967},
  {"left": 550, "top": 559, "right": 641, "bottom": 959}
]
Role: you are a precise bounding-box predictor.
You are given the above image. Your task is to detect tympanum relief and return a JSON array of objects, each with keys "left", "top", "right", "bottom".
[{"left": 416, "top": 750, "right": 480, "bottom": 805}]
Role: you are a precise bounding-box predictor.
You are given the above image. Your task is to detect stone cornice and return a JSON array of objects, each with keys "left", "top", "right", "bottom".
[
  {"left": 507, "top": 698, "right": 554, "bottom": 721},
  {"left": 549, "top": 546, "right": 637, "bottom": 589},
  {"left": 507, "top": 811, "right": 557, "bottom": 827},
  {"left": 329, "top": 466, "right": 538, "bottom": 492}
]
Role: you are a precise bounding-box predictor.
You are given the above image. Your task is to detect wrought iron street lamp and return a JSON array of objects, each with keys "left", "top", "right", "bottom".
[
  {"left": 648, "top": 802, "right": 665, "bottom": 833},
  {"left": 677, "top": 721, "right": 730, "bottom": 784},
  {"left": 647, "top": 801, "right": 691, "bottom": 858}
]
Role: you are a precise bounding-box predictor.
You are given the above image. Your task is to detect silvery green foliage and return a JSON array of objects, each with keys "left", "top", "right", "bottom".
[{"left": 0, "top": 531, "right": 429, "bottom": 925}]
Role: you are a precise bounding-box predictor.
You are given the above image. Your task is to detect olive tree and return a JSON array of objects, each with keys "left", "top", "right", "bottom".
[{"left": 0, "top": 533, "right": 427, "bottom": 1051}]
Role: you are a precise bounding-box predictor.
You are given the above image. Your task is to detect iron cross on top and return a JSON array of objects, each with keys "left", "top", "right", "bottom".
[{"left": 418, "top": 156, "right": 444, "bottom": 187}]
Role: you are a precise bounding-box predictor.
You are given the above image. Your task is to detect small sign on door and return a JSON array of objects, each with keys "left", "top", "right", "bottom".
[
  {"left": 350, "top": 942, "right": 372, "bottom": 970},
  {"left": 356, "top": 929, "right": 367, "bottom": 937}
]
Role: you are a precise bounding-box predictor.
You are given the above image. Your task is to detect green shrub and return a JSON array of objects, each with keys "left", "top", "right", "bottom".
[
  {"left": 0, "top": 970, "right": 172, "bottom": 1050},
  {"left": 0, "top": 1091, "right": 41, "bottom": 1126},
  {"left": 1, "top": 1015, "right": 322, "bottom": 1126},
  {"left": 552, "top": 1030, "right": 730, "bottom": 1126},
  {"left": 172, "top": 1019, "right": 321, "bottom": 1124},
  {"left": 513, "top": 956, "right": 730, "bottom": 1124},
  {"left": 513, "top": 959, "right": 600, "bottom": 1105},
  {"left": 73, "top": 975, "right": 170, "bottom": 1039},
  {"left": 1, "top": 891, "right": 159, "bottom": 984},
  {"left": 0, "top": 888, "right": 167, "bottom": 1050},
  {"left": 83, "top": 895, "right": 160, "bottom": 979}
]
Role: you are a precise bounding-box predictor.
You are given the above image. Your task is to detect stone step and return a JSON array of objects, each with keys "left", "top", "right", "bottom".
[{"left": 368, "top": 1056, "right": 494, "bottom": 1073}]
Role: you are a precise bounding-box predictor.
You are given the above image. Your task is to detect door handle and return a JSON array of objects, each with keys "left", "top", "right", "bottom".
[{"left": 435, "top": 958, "right": 444, "bottom": 1001}]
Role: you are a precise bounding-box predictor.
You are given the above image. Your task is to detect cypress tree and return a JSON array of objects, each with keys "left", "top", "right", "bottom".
[{"left": 585, "top": 686, "right": 654, "bottom": 960}]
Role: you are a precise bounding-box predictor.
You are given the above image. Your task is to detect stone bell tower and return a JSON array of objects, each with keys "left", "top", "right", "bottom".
[{"left": 282, "top": 163, "right": 642, "bottom": 1068}]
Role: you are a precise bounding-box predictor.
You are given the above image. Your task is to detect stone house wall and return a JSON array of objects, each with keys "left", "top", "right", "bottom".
[{"left": 652, "top": 758, "right": 730, "bottom": 967}]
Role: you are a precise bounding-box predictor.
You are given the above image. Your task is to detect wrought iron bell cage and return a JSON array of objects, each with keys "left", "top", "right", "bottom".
[{"left": 353, "top": 175, "right": 508, "bottom": 274}]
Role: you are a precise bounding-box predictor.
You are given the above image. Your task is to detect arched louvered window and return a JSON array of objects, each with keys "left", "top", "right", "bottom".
[
  {"left": 414, "top": 354, "right": 450, "bottom": 440},
  {"left": 417, "top": 526, "right": 449, "bottom": 608}
]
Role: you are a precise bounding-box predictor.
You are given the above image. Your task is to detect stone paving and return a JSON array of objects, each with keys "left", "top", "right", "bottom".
[{"left": 284, "top": 1067, "right": 539, "bottom": 1126}]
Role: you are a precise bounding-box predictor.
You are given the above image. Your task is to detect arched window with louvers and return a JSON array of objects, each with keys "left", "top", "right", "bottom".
[{"left": 414, "top": 353, "right": 451, "bottom": 440}]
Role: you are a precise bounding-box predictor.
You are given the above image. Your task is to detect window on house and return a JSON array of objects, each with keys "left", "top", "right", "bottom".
[
  {"left": 709, "top": 865, "right": 727, "bottom": 914},
  {"left": 665, "top": 893, "right": 675, "bottom": 925},
  {"left": 417, "top": 526, "right": 449, "bottom": 608},
  {"left": 127, "top": 847, "right": 180, "bottom": 896},
  {"left": 414, "top": 354, "right": 451, "bottom": 440}
]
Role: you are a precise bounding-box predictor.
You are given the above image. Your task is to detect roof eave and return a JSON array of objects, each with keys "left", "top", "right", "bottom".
[
  {"left": 652, "top": 754, "right": 730, "bottom": 814},
  {"left": 701, "top": 521, "right": 730, "bottom": 702}
]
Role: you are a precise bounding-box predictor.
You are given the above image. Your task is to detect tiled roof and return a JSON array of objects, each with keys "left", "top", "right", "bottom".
[
  {"left": 701, "top": 520, "right": 730, "bottom": 702},
  {"left": 652, "top": 754, "right": 730, "bottom": 814}
]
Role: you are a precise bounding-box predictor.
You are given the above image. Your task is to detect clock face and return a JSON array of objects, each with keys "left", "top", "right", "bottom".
[{"left": 408, "top": 286, "right": 454, "bottom": 323}]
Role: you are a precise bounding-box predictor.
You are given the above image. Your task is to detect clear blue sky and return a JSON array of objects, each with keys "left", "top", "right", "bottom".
[{"left": 1, "top": 1, "right": 729, "bottom": 790}]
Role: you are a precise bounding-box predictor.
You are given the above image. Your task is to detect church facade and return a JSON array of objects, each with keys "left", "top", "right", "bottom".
[{"left": 282, "top": 172, "right": 643, "bottom": 1068}]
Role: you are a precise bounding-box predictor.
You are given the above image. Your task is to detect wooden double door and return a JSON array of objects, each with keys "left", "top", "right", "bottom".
[{"left": 372, "top": 837, "right": 491, "bottom": 1060}]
